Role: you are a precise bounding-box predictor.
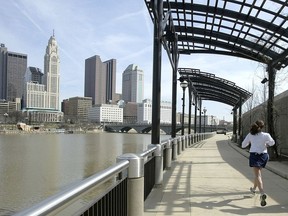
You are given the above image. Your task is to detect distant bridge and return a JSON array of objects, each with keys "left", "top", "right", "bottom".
[{"left": 104, "top": 123, "right": 226, "bottom": 135}]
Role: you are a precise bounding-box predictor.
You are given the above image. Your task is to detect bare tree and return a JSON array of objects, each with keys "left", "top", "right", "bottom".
[{"left": 243, "top": 78, "right": 259, "bottom": 125}]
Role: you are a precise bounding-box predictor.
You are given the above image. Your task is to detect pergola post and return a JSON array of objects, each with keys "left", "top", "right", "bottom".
[
  {"left": 237, "top": 96, "right": 242, "bottom": 144},
  {"left": 233, "top": 109, "right": 237, "bottom": 142},
  {"left": 194, "top": 96, "right": 198, "bottom": 133},
  {"left": 199, "top": 100, "right": 202, "bottom": 133},
  {"left": 171, "top": 43, "right": 178, "bottom": 138},
  {"left": 151, "top": 0, "right": 163, "bottom": 144},
  {"left": 188, "top": 87, "right": 192, "bottom": 134}
]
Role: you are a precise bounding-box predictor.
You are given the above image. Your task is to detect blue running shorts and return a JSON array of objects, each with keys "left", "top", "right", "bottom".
[{"left": 249, "top": 152, "right": 269, "bottom": 168}]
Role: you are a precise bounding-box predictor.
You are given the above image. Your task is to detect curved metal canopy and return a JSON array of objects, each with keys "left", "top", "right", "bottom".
[
  {"left": 178, "top": 68, "right": 252, "bottom": 109},
  {"left": 144, "top": 0, "right": 288, "bottom": 70}
]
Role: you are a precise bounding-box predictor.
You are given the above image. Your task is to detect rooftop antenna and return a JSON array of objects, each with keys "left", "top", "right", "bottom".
[{"left": 53, "top": 29, "right": 55, "bottom": 37}]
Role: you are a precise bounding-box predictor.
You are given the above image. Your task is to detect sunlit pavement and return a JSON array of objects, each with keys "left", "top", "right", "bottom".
[{"left": 144, "top": 134, "right": 288, "bottom": 215}]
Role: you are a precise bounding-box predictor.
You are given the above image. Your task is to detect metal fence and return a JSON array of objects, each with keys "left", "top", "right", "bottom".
[
  {"left": 79, "top": 178, "right": 128, "bottom": 216},
  {"left": 14, "top": 133, "right": 214, "bottom": 216}
]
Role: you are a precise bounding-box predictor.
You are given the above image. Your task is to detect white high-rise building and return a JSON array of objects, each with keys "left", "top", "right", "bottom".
[
  {"left": 88, "top": 104, "right": 123, "bottom": 123},
  {"left": 43, "top": 33, "right": 60, "bottom": 110},
  {"left": 23, "top": 67, "right": 47, "bottom": 109},
  {"left": 122, "top": 64, "right": 144, "bottom": 103},
  {"left": 137, "top": 99, "right": 172, "bottom": 124},
  {"left": 160, "top": 101, "right": 172, "bottom": 123},
  {"left": 137, "top": 99, "right": 152, "bottom": 124},
  {"left": 24, "top": 82, "right": 47, "bottom": 108}
]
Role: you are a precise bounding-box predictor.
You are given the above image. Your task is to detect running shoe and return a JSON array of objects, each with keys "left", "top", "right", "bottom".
[
  {"left": 250, "top": 187, "right": 256, "bottom": 195},
  {"left": 260, "top": 193, "right": 267, "bottom": 206}
]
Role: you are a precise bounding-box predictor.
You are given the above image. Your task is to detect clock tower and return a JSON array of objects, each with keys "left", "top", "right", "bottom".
[{"left": 43, "top": 31, "right": 60, "bottom": 110}]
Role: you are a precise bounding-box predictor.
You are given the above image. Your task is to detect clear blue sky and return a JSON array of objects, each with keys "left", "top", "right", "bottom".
[{"left": 1, "top": 0, "right": 287, "bottom": 121}]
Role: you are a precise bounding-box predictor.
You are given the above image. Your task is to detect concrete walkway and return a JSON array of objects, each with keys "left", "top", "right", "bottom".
[{"left": 144, "top": 134, "right": 288, "bottom": 215}]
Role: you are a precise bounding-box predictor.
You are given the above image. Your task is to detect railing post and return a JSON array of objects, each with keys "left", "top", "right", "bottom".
[
  {"left": 117, "top": 154, "right": 144, "bottom": 216},
  {"left": 182, "top": 136, "right": 185, "bottom": 151},
  {"left": 165, "top": 139, "right": 172, "bottom": 169},
  {"left": 172, "top": 138, "right": 178, "bottom": 160},
  {"left": 154, "top": 144, "right": 163, "bottom": 187}
]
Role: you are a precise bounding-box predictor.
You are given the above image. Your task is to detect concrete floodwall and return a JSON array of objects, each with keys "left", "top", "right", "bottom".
[{"left": 242, "top": 90, "right": 288, "bottom": 156}]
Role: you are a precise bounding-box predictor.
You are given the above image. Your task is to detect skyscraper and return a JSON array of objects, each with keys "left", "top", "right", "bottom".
[
  {"left": 84, "top": 55, "right": 116, "bottom": 105},
  {"left": 25, "top": 67, "right": 44, "bottom": 84},
  {"left": 22, "top": 34, "right": 63, "bottom": 123},
  {"left": 122, "top": 64, "right": 144, "bottom": 103},
  {"left": 43, "top": 33, "right": 60, "bottom": 110},
  {"left": 0, "top": 43, "right": 27, "bottom": 101}
]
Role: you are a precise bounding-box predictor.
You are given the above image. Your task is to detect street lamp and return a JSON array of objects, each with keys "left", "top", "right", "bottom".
[
  {"left": 4, "top": 113, "right": 8, "bottom": 124},
  {"left": 180, "top": 79, "right": 188, "bottom": 135},
  {"left": 261, "top": 77, "right": 268, "bottom": 84},
  {"left": 261, "top": 77, "right": 269, "bottom": 130},
  {"left": 203, "top": 107, "right": 207, "bottom": 133}
]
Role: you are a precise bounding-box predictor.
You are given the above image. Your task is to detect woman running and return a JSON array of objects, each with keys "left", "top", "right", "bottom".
[{"left": 242, "top": 120, "right": 275, "bottom": 206}]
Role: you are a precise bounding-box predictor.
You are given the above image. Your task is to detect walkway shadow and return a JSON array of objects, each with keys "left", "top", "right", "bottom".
[
  {"left": 220, "top": 204, "right": 288, "bottom": 215},
  {"left": 145, "top": 160, "right": 193, "bottom": 214},
  {"left": 190, "top": 191, "right": 287, "bottom": 215},
  {"left": 190, "top": 192, "right": 251, "bottom": 212}
]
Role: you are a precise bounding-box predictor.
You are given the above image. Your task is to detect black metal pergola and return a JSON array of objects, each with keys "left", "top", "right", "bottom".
[
  {"left": 144, "top": 0, "right": 288, "bottom": 144},
  {"left": 178, "top": 67, "right": 252, "bottom": 136}
]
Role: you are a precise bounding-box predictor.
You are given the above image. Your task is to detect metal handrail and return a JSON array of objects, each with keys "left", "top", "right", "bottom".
[
  {"left": 14, "top": 160, "right": 130, "bottom": 216},
  {"left": 139, "top": 145, "right": 157, "bottom": 158},
  {"left": 139, "top": 138, "right": 173, "bottom": 158}
]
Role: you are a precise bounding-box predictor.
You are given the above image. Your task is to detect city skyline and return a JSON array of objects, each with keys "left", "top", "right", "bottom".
[{"left": 2, "top": 1, "right": 288, "bottom": 121}]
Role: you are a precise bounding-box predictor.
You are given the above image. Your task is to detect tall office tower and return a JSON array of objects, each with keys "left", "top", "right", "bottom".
[
  {"left": 43, "top": 33, "right": 60, "bottom": 110},
  {"left": 84, "top": 55, "right": 116, "bottom": 105},
  {"left": 0, "top": 43, "right": 27, "bottom": 101},
  {"left": 122, "top": 64, "right": 144, "bottom": 103},
  {"left": 25, "top": 67, "right": 44, "bottom": 84}
]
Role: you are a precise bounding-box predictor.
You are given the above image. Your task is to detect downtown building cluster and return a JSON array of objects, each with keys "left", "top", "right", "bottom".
[
  {"left": 63, "top": 56, "right": 173, "bottom": 124},
  {"left": 0, "top": 34, "right": 62, "bottom": 124},
  {"left": 0, "top": 35, "right": 173, "bottom": 124}
]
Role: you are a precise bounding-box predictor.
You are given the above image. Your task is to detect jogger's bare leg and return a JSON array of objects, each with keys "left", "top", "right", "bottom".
[{"left": 253, "top": 167, "right": 264, "bottom": 193}]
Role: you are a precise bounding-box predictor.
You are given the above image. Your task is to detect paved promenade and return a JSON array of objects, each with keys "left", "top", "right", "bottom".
[{"left": 144, "top": 134, "right": 288, "bottom": 215}]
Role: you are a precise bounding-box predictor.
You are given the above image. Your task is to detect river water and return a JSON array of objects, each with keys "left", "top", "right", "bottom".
[{"left": 0, "top": 132, "right": 170, "bottom": 215}]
